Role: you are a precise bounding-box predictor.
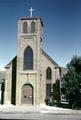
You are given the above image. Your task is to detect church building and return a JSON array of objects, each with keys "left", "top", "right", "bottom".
[{"left": 4, "top": 8, "right": 61, "bottom": 105}]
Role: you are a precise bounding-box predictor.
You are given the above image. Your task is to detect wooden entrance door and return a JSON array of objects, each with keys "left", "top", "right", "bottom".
[{"left": 21, "top": 84, "right": 33, "bottom": 104}]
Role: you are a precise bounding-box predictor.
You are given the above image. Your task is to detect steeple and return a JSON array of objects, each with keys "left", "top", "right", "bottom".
[
  {"left": 18, "top": 7, "right": 43, "bottom": 35},
  {"left": 19, "top": 7, "right": 43, "bottom": 27}
]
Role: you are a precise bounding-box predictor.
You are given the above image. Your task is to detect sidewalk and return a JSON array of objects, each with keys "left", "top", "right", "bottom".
[
  {"left": 0, "top": 104, "right": 81, "bottom": 114},
  {"left": 40, "top": 105, "right": 81, "bottom": 114}
]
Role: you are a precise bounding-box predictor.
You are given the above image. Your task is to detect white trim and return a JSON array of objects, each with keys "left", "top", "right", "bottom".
[{"left": 19, "top": 71, "right": 37, "bottom": 75}]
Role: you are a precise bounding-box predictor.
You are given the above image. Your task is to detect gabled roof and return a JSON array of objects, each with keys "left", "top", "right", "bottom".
[
  {"left": 5, "top": 50, "right": 59, "bottom": 69},
  {"left": 42, "top": 50, "right": 59, "bottom": 67},
  {"left": 5, "top": 56, "right": 17, "bottom": 69}
]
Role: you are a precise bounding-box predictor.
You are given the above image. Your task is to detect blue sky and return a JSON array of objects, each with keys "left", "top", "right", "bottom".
[{"left": 0, "top": 0, "right": 81, "bottom": 70}]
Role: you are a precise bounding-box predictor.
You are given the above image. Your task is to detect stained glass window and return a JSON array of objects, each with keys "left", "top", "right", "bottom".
[{"left": 24, "top": 46, "right": 33, "bottom": 70}]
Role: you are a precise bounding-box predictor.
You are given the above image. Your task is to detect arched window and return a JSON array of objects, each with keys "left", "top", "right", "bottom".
[
  {"left": 23, "top": 46, "right": 33, "bottom": 70},
  {"left": 23, "top": 21, "right": 28, "bottom": 33},
  {"left": 31, "top": 21, "right": 35, "bottom": 33},
  {"left": 46, "top": 67, "right": 52, "bottom": 80}
]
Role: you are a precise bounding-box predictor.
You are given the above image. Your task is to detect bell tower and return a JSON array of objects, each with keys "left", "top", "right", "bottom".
[
  {"left": 16, "top": 8, "right": 44, "bottom": 105},
  {"left": 17, "top": 7, "right": 43, "bottom": 71}
]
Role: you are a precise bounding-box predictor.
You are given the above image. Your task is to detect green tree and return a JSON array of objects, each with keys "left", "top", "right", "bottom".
[
  {"left": 52, "top": 79, "right": 60, "bottom": 102},
  {"left": 62, "top": 55, "right": 81, "bottom": 109}
]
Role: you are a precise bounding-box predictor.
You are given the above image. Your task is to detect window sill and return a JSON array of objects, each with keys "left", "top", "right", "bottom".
[{"left": 19, "top": 70, "right": 37, "bottom": 75}]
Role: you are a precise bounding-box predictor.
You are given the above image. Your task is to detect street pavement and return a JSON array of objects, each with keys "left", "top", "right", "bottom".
[{"left": 0, "top": 112, "right": 81, "bottom": 120}]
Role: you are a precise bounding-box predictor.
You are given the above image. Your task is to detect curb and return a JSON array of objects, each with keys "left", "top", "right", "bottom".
[{"left": 0, "top": 110, "right": 81, "bottom": 115}]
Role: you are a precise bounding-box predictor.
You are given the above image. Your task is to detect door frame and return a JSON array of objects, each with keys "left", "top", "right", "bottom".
[{"left": 21, "top": 83, "right": 33, "bottom": 104}]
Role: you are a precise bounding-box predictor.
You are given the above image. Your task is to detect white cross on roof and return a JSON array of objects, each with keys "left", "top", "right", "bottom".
[{"left": 29, "top": 7, "right": 34, "bottom": 17}]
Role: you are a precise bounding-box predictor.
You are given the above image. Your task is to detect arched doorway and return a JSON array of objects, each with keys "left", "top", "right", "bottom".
[{"left": 21, "top": 84, "right": 33, "bottom": 104}]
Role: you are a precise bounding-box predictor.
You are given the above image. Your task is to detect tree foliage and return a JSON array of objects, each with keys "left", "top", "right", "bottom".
[
  {"left": 52, "top": 79, "right": 60, "bottom": 102},
  {"left": 62, "top": 55, "right": 81, "bottom": 109}
]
